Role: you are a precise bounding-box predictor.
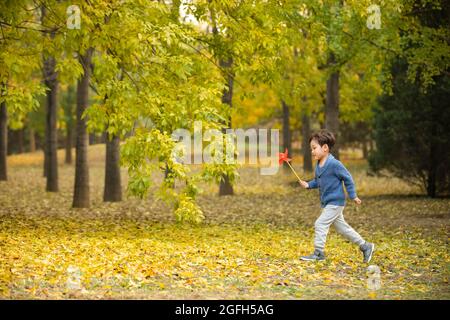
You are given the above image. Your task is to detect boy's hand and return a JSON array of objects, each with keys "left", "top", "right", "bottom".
[
  {"left": 298, "top": 180, "right": 309, "bottom": 189},
  {"left": 353, "top": 197, "right": 362, "bottom": 205}
]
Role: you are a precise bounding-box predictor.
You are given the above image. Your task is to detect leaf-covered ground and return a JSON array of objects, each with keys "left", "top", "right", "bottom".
[{"left": 1, "top": 145, "right": 449, "bottom": 299}]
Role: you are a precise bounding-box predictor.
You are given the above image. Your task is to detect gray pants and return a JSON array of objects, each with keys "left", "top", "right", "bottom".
[{"left": 314, "top": 205, "right": 365, "bottom": 251}]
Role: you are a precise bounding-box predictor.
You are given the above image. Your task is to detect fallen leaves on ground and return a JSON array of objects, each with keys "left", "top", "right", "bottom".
[{"left": 0, "top": 147, "right": 449, "bottom": 299}]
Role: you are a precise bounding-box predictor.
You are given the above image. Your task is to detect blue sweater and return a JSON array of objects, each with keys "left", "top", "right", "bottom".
[{"left": 307, "top": 154, "right": 357, "bottom": 207}]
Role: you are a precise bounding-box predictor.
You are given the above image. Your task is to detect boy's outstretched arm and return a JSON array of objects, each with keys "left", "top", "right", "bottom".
[
  {"left": 336, "top": 162, "right": 362, "bottom": 204},
  {"left": 298, "top": 176, "right": 317, "bottom": 189},
  {"left": 306, "top": 177, "right": 318, "bottom": 189}
]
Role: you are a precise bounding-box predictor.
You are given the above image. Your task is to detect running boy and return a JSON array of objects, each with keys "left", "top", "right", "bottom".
[{"left": 298, "top": 129, "right": 375, "bottom": 263}]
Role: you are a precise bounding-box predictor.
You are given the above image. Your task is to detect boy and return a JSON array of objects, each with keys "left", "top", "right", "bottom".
[{"left": 298, "top": 129, "right": 374, "bottom": 263}]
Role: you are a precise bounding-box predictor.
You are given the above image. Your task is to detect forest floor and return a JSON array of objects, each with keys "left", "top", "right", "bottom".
[{"left": 1, "top": 145, "right": 449, "bottom": 299}]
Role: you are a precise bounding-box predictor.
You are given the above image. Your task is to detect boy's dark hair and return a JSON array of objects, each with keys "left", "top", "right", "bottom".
[{"left": 309, "top": 129, "right": 336, "bottom": 149}]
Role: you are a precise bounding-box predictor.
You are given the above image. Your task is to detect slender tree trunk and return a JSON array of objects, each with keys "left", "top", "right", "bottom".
[
  {"left": 100, "top": 131, "right": 107, "bottom": 144},
  {"left": 362, "top": 140, "right": 368, "bottom": 159},
  {"left": 427, "top": 120, "right": 437, "bottom": 198},
  {"left": 43, "top": 141, "right": 48, "bottom": 177},
  {"left": 301, "top": 111, "right": 313, "bottom": 172},
  {"left": 7, "top": 128, "right": 13, "bottom": 155},
  {"left": 89, "top": 133, "right": 96, "bottom": 145},
  {"left": 7, "top": 130, "right": 15, "bottom": 154},
  {"left": 427, "top": 168, "right": 436, "bottom": 198},
  {"left": 369, "top": 139, "right": 374, "bottom": 153},
  {"left": 103, "top": 132, "right": 122, "bottom": 202},
  {"left": 219, "top": 57, "right": 234, "bottom": 196},
  {"left": 0, "top": 98, "right": 7, "bottom": 181},
  {"left": 164, "top": 162, "right": 175, "bottom": 189},
  {"left": 65, "top": 124, "right": 73, "bottom": 164},
  {"left": 43, "top": 55, "right": 59, "bottom": 192},
  {"left": 17, "top": 129, "right": 24, "bottom": 154},
  {"left": 281, "top": 100, "right": 292, "bottom": 171},
  {"left": 73, "top": 48, "right": 93, "bottom": 208},
  {"left": 29, "top": 128, "right": 36, "bottom": 152},
  {"left": 64, "top": 84, "right": 75, "bottom": 164},
  {"left": 42, "top": 90, "right": 47, "bottom": 177},
  {"left": 42, "top": 7, "right": 59, "bottom": 192},
  {"left": 325, "top": 52, "right": 340, "bottom": 160}
]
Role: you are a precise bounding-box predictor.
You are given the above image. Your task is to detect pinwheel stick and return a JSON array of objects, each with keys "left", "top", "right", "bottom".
[
  {"left": 285, "top": 160, "right": 303, "bottom": 182},
  {"left": 278, "top": 148, "right": 304, "bottom": 183}
]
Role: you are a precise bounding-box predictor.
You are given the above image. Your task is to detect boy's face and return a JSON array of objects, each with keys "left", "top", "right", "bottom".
[{"left": 310, "top": 139, "right": 329, "bottom": 160}]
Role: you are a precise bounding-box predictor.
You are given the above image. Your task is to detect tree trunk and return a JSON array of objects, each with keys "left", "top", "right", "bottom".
[
  {"left": 369, "top": 139, "right": 374, "bottom": 153},
  {"left": 65, "top": 123, "right": 73, "bottom": 164},
  {"left": 0, "top": 98, "right": 7, "bottom": 181},
  {"left": 164, "top": 162, "right": 175, "bottom": 189},
  {"left": 17, "top": 129, "right": 24, "bottom": 154},
  {"left": 43, "top": 54, "right": 59, "bottom": 192},
  {"left": 325, "top": 52, "right": 340, "bottom": 160},
  {"left": 301, "top": 111, "right": 313, "bottom": 172},
  {"left": 427, "top": 168, "right": 437, "bottom": 198},
  {"left": 89, "top": 133, "right": 96, "bottom": 145},
  {"left": 362, "top": 140, "right": 368, "bottom": 159},
  {"left": 218, "top": 57, "right": 234, "bottom": 196},
  {"left": 103, "top": 132, "right": 122, "bottom": 202},
  {"left": 100, "top": 131, "right": 107, "bottom": 144},
  {"left": 42, "top": 6, "right": 59, "bottom": 192},
  {"left": 219, "top": 174, "right": 233, "bottom": 196},
  {"left": 43, "top": 142, "right": 47, "bottom": 177},
  {"left": 73, "top": 48, "right": 93, "bottom": 208},
  {"left": 64, "top": 84, "right": 75, "bottom": 164},
  {"left": 29, "top": 128, "right": 36, "bottom": 152},
  {"left": 7, "top": 128, "right": 13, "bottom": 155},
  {"left": 427, "top": 120, "right": 437, "bottom": 198},
  {"left": 281, "top": 100, "right": 292, "bottom": 172}
]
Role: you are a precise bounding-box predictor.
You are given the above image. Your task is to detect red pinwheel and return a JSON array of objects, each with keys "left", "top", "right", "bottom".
[
  {"left": 278, "top": 148, "right": 292, "bottom": 165},
  {"left": 278, "top": 148, "right": 303, "bottom": 182}
]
